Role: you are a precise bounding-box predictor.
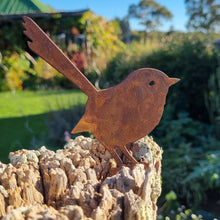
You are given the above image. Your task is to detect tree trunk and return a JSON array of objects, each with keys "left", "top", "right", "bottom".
[
  {"left": 0, "top": 135, "right": 162, "bottom": 220},
  {"left": 144, "top": 30, "right": 148, "bottom": 44}
]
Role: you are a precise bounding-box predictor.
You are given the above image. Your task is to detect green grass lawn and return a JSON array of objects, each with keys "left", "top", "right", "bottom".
[{"left": 0, "top": 90, "right": 87, "bottom": 163}]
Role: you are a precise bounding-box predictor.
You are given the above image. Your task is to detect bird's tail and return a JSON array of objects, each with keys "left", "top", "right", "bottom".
[
  {"left": 71, "top": 116, "right": 94, "bottom": 134},
  {"left": 23, "top": 16, "right": 97, "bottom": 97}
]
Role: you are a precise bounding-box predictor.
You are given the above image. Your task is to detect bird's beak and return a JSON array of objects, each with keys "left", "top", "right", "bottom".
[{"left": 168, "top": 77, "right": 180, "bottom": 86}]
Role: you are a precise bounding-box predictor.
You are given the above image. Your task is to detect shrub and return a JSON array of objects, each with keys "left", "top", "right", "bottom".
[
  {"left": 205, "top": 51, "right": 220, "bottom": 139},
  {"left": 0, "top": 52, "right": 34, "bottom": 91},
  {"left": 0, "top": 53, "right": 75, "bottom": 91},
  {"left": 153, "top": 107, "right": 220, "bottom": 207},
  {"left": 101, "top": 35, "right": 218, "bottom": 123},
  {"left": 98, "top": 35, "right": 220, "bottom": 210},
  {"left": 145, "top": 36, "right": 218, "bottom": 123},
  {"left": 79, "top": 11, "right": 125, "bottom": 86},
  {"left": 22, "top": 57, "right": 70, "bottom": 90}
]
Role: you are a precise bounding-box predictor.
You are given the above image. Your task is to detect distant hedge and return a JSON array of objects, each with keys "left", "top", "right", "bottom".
[{"left": 100, "top": 35, "right": 219, "bottom": 123}]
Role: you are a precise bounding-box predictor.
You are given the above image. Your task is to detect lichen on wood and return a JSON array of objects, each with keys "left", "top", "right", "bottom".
[{"left": 0, "top": 135, "right": 162, "bottom": 220}]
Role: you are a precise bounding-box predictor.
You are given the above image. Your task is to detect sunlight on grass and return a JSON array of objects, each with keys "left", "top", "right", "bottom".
[
  {"left": 0, "top": 89, "right": 87, "bottom": 118},
  {"left": 0, "top": 89, "right": 87, "bottom": 163}
]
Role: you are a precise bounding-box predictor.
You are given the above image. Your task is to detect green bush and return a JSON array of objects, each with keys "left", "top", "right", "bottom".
[
  {"left": 205, "top": 51, "right": 220, "bottom": 139},
  {"left": 0, "top": 16, "right": 82, "bottom": 52},
  {"left": 0, "top": 52, "right": 34, "bottom": 91},
  {"left": 98, "top": 35, "right": 220, "bottom": 212},
  {"left": 153, "top": 107, "right": 220, "bottom": 208},
  {"left": 101, "top": 35, "right": 218, "bottom": 123},
  {"left": 99, "top": 33, "right": 219, "bottom": 212},
  {"left": 158, "top": 191, "right": 204, "bottom": 220},
  {"left": 0, "top": 53, "right": 75, "bottom": 91},
  {"left": 22, "top": 57, "right": 71, "bottom": 90}
]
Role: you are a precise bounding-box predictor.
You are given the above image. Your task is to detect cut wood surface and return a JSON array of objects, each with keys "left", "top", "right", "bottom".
[{"left": 0, "top": 135, "right": 162, "bottom": 220}]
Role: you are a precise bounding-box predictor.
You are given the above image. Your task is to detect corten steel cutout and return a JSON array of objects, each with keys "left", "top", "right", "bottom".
[{"left": 23, "top": 16, "right": 180, "bottom": 170}]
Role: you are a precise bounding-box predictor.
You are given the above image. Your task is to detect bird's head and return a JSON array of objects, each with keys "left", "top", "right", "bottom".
[
  {"left": 128, "top": 68, "right": 180, "bottom": 92},
  {"left": 125, "top": 68, "right": 180, "bottom": 105}
]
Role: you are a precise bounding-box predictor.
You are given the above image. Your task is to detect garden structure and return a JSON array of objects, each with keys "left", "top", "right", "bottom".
[{"left": 0, "top": 0, "right": 88, "bottom": 63}]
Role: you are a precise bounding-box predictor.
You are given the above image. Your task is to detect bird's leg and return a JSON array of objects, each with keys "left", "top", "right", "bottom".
[
  {"left": 119, "top": 145, "right": 149, "bottom": 169},
  {"left": 101, "top": 144, "right": 123, "bottom": 175},
  {"left": 108, "top": 147, "right": 123, "bottom": 167},
  {"left": 99, "top": 140, "right": 123, "bottom": 166},
  {"left": 119, "top": 145, "right": 138, "bottom": 167}
]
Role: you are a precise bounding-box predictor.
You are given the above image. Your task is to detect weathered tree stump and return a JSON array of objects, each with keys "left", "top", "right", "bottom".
[{"left": 0, "top": 136, "right": 162, "bottom": 220}]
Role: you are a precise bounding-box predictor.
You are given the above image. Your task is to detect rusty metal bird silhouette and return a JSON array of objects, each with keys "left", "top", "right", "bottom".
[{"left": 23, "top": 16, "right": 180, "bottom": 170}]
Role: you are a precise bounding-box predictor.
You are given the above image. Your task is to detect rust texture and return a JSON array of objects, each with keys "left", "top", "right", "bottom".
[{"left": 23, "top": 16, "right": 180, "bottom": 170}]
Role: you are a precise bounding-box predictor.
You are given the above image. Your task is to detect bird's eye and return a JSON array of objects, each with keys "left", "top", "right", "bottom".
[{"left": 149, "top": 80, "right": 155, "bottom": 86}]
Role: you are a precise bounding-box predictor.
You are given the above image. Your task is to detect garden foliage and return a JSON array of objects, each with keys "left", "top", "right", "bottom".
[
  {"left": 205, "top": 59, "right": 220, "bottom": 138},
  {"left": 98, "top": 34, "right": 220, "bottom": 211},
  {"left": 0, "top": 52, "right": 33, "bottom": 90},
  {"left": 27, "top": 33, "right": 220, "bottom": 212},
  {"left": 0, "top": 12, "right": 125, "bottom": 91},
  {"left": 0, "top": 12, "right": 220, "bottom": 216},
  {"left": 101, "top": 34, "right": 219, "bottom": 123},
  {"left": 79, "top": 11, "right": 125, "bottom": 86},
  {"left": 0, "top": 53, "right": 66, "bottom": 91}
]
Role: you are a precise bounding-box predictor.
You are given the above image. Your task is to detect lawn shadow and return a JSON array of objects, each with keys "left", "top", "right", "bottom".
[
  {"left": 0, "top": 103, "right": 87, "bottom": 163},
  {"left": 0, "top": 113, "right": 48, "bottom": 163}
]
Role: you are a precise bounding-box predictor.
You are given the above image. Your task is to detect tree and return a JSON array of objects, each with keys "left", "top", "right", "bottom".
[
  {"left": 185, "top": 0, "right": 220, "bottom": 32},
  {"left": 128, "top": 0, "right": 173, "bottom": 43},
  {"left": 79, "top": 11, "right": 125, "bottom": 88},
  {"left": 115, "top": 17, "right": 131, "bottom": 44}
]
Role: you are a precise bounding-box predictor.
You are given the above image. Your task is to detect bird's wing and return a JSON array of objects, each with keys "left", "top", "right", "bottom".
[{"left": 23, "top": 16, "right": 97, "bottom": 96}]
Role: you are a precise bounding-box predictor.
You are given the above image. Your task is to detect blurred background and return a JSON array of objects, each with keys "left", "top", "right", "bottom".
[{"left": 0, "top": 0, "right": 220, "bottom": 219}]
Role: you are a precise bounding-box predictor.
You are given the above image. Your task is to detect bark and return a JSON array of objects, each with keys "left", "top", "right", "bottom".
[{"left": 0, "top": 135, "right": 162, "bottom": 220}]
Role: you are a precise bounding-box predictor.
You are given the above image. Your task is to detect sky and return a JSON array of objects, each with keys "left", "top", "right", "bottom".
[{"left": 40, "top": 0, "right": 188, "bottom": 32}]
